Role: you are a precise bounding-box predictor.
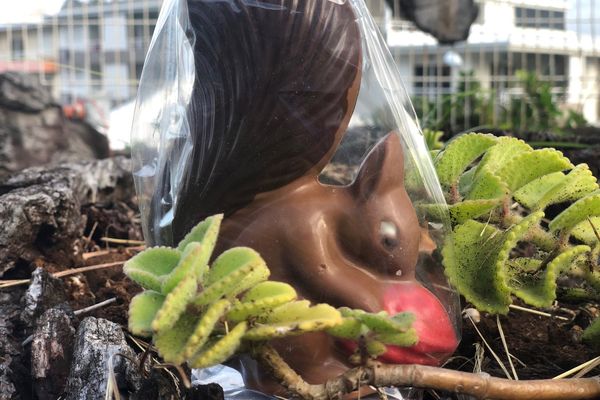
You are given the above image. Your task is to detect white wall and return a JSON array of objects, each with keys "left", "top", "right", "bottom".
[
  {"left": 102, "top": 15, "right": 127, "bottom": 51},
  {"left": 59, "top": 25, "right": 86, "bottom": 51},
  {"left": 582, "top": 57, "right": 600, "bottom": 123},
  {"left": 104, "top": 63, "right": 130, "bottom": 101},
  {"left": 506, "top": 0, "right": 568, "bottom": 9}
]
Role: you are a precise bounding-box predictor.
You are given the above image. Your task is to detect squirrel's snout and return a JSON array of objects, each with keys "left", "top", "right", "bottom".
[{"left": 380, "top": 282, "right": 458, "bottom": 365}]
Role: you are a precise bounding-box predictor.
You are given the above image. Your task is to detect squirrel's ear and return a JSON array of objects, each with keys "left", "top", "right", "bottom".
[{"left": 352, "top": 133, "right": 405, "bottom": 200}]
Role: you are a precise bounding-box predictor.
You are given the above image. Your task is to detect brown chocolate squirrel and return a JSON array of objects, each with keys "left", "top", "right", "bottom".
[
  {"left": 219, "top": 132, "right": 458, "bottom": 394},
  {"left": 153, "top": 0, "right": 458, "bottom": 393}
]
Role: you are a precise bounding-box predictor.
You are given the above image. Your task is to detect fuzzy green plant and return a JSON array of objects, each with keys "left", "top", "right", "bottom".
[
  {"left": 423, "top": 129, "right": 445, "bottom": 155},
  {"left": 124, "top": 214, "right": 417, "bottom": 369},
  {"left": 420, "top": 133, "right": 600, "bottom": 344}
]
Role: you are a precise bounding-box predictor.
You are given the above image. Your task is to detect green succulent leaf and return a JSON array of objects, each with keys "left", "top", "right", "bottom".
[
  {"left": 244, "top": 301, "right": 342, "bottom": 340},
  {"left": 332, "top": 308, "right": 416, "bottom": 343},
  {"left": 538, "top": 164, "right": 598, "bottom": 209},
  {"left": 177, "top": 213, "right": 223, "bottom": 253},
  {"left": 391, "top": 312, "right": 417, "bottom": 328},
  {"left": 434, "top": 133, "right": 497, "bottom": 189},
  {"left": 154, "top": 313, "right": 198, "bottom": 364},
  {"left": 128, "top": 291, "right": 165, "bottom": 337},
  {"left": 123, "top": 247, "right": 181, "bottom": 291},
  {"left": 189, "top": 322, "right": 247, "bottom": 369},
  {"left": 442, "top": 221, "right": 510, "bottom": 314},
  {"left": 422, "top": 133, "right": 600, "bottom": 321},
  {"left": 415, "top": 203, "right": 449, "bottom": 223},
  {"left": 448, "top": 199, "right": 501, "bottom": 224},
  {"left": 442, "top": 212, "right": 543, "bottom": 314},
  {"left": 475, "top": 137, "right": 532, "bottom": 177},
  {"left": 366, "top": 339, "right": 387, "bottom": 357},
  {"left": 227, "top": 281, "right": 297, "bottom": 322},
  {"left": 458, "top": 166, "right": 478, "bottom": 196},
  {"left": 571, "top": 216, "right": 600, "bottom": 245},
  {"left": 152, "top": 274, "right": 198, "bottom": 333},
  {"left": 496, "top": 148, "right": 573, "bottom": 192},
  {"left": 515, "top": 165, "right": 598, "bottom": 211},
  {"left": 206, "top": 247, "right": 267, "bottom": 286},
  {"left": 376, "top": 330, "right": 418, "bottom": 347},
  {"left": 507, "top": 246, "right": 590, "bottom": 308},
  {"left": 514, "top": 172, "right": 565, "bottom": 210},
  {"left": 182, "top": 299, "right": 231, "bottom": 360},
  {"left": 162, "top": 242, "right": 208, "bottom": 294},
  {"left": 355, "top": 310, "right": 414, "bottom": 334},
  {"left": 423, "top": 129, "right": 445, "bottom": 151},
  {"left": 582, "top": 317, "right": 600, "bottom": 350},
  {"left": 123, "top": 214, "right": 416, "bottom": 371},
  {"left": 193, "top": 249, "right": 270, "bottom": 307},
  {"left": 549, "top": 193, "right": 600, "bottom": 233},
  {"left": 465, "top": 170, "right": 507, "bottom": 201},
  {"left": 326, "top": 317, "right": 364, "bottom": 339}
]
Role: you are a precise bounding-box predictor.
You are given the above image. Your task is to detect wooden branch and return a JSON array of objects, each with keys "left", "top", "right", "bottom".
[{"left": 256, "top": 345, "right": 600, "bottom": 400}]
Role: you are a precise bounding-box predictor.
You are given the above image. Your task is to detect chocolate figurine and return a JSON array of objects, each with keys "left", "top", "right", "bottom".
[{"left": 153, "top": 0, "right": 458, "bottom": 394}]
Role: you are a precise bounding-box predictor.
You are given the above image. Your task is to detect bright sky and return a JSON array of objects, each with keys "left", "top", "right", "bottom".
[{"left": 0, "top": 0, "right": 65, "bottom": 24}]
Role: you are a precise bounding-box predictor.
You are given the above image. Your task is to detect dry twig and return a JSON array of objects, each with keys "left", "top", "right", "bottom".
[
  {"left": 508, "top": 304, "right": 570, "bottom": 321},
  {"left": 553, "top": 356, "right": 600, "bottom": 380},
  {"left": 468, "top": 316, "right": 513, "bottom": 380},
  {"left": 100, "top": 237, "right": 145, "bottom": 246},
  {"left": 256, "top": 345, "right": 600, "bottom": 400},
  {"left": 0, "top": 261, "right": 124, "bottom": 289},
  {"left": 496, "top": 316, "right": 518, "bottom": 380},
  {"left": 74, "top": 297, "right": 117, "bottom": 316}
]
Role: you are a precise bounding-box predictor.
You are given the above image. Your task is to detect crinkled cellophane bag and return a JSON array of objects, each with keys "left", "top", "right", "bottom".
[{"left": 131, "top": 0, "right": 461, "bottom": 398}]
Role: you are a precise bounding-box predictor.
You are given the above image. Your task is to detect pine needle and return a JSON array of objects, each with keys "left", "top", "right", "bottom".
[
  {"left": 100, "top": 237, "right": 145, "bottom": 246},
  {"left": 553, "top": 356, "right": 600, "bottom": 379},
  {"left": 496, "top": 315, "right": 519, "bottom": 380},
  {"left": 509, "top": 304, "right": 569, "bottom": 321},
  {"left": 468, "top": 316, "right": 513, "bottom": 380}
]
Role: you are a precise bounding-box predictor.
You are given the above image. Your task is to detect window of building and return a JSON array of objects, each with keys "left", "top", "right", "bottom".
[
  {"left": 515, "top": 7, "right": 565, "bottom": 30},
  {"left": 390, "top": 0, "right": 409, "bottom": 20},
  {"left": 551, "top": 11, "right": 566, "bottom": 30},
  {"left": 89, "top": 22, "right": 100, "bottom": 49},
  {"left": 491, "top": 52, "right": 569, "bottom": 93},
  {"left": 135, "top": 62, "right": 145, "bottom": 80},
  {"left": 91, "top": 62, "right": 102, "bottom": 84},
  {"left": 11, "top": 31, "right": 24, "bottom": 59},
  {"left": 59, "top": 49, "right": 71, "bottom": 64},
  {"left": 414, "top": 64, "right": 451, "bottom": 96},
  {"left": 510, "top": 52, "right": 567, "bottom": 78}
]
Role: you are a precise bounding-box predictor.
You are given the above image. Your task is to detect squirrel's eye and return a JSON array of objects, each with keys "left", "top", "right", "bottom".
[{"left": 379, "top": 220, "right": 398, "bottom": 249}]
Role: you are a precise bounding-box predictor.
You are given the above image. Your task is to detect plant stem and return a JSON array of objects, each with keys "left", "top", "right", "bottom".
[
  {"left": 255, "top": 345, "right": 600, "bottom": 400},
  {"left": 449, "top": 183, "right": 460, "bottom": 204}
]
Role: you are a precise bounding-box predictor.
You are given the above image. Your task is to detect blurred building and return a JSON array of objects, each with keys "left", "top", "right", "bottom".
[
  {"left": 0, "top": 0, "right": 598, "bottom": 132},
  {"left": 0, "top": 0, "right": 161, "bottom": 108},
  {"left": 369, "top": 0, "right": 600, "bottom": 125}
]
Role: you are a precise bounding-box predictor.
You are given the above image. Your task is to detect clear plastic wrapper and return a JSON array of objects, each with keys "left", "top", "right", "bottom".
[
  {"left": 131, "top": 0, "right": 461, "bottom": 396},
  {"left": 191, "top": 366, "right": 420, "bottom": 400}
]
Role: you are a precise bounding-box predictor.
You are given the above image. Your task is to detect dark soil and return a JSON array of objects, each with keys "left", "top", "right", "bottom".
[
  {"left": 446, "top": 301, "right": 599, "bottom": 379},
  {"left": 66, "top": 249, "right": 141, "bottom": 326},
  {"left": 55, "top": 200, "right": 144, "bottom": 326}
]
